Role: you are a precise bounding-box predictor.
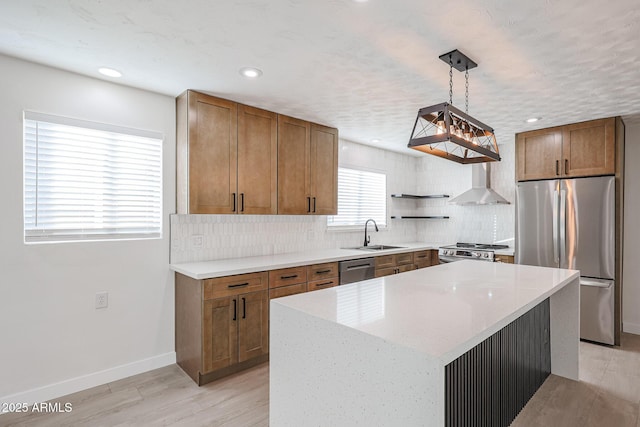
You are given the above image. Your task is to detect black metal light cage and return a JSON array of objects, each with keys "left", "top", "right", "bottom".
[{"left": 408, "top": 102, "right": 500, "bottom": 164}]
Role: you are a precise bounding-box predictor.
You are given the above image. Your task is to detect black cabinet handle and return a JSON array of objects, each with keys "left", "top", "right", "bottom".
[
  {"left": 280, "top": 274, "right": 298, "bottom": 280},
  {"left": 233, "top": 299, "right": 237, "bottom": 321},
  {"left": 555, "top": 160, "right": 559, "bottom": 176},
  {"left": 240, "top": 193, "right": 245, "bottom": 212},
  {"left": 242, "top": 297, "right": 246, "bottom": 319},
  {"left": 232, "top": 193, "right": 237, "bottom": 212},
  {"left": 315, "top": 269, "right": 332, "bottom": 274},
  {"left": 564, "top": 159, "right": 568, "bottom": 175},
  {"left": 228, "top": 282, "right": 249, "bottom": 288},
  {"left": 307, "top": 197, "right": 311, "bottom": 213},
  {"left": 312, "top": 197, "right": 316, "bottom": 213}
]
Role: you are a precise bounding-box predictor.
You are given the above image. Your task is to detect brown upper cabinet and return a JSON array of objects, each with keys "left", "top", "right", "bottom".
[
  {"left": 516, "top": 118, "right": 616, "bottom": 181},
  {"left": 177, "top": 90, "right": 337, "bottom": 215},
  {"left": 278, "top": 115, "right": 338, "bottom": 215},
  {"left": 177, "top": 90, "right": 277, "bottom": 214}
]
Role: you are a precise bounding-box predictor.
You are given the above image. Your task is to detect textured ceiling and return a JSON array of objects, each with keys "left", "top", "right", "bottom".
[{"left": 1, "top": 0, "right": 640, "bottom": 155}]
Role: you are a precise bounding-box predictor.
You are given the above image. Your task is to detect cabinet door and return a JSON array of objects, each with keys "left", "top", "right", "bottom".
[
  {"left": 413, "top": 250, "right": 432, "bottom": 269},
  {"left": 202, "top": 297, "right": 238, "bottom": 373},
  {"left": 396, "top": 252, "right": 414, "bottom": 266},
  {"left": 278, "top": 115, "right": 311, "bottom": 214},
  {"left": 562, "top": 118, "right": 615, "bottom": 177},
  {"left": 375, "top": 266, "right": 397, "bottom": 278},
  {"left": 238, "top": 290, "right": 269, "bottom": 363},
  {"left": 310, "top": 124, "right": 338, "bottom": 215},
  {"left": 516, "top": 128, "right": 562, "bottom": 181},
  {"left": 188, "top": 92, "right": 238, "bottom": 213},
  {"left": 237, "top": 105, "right": 278, "bottom": 214}
]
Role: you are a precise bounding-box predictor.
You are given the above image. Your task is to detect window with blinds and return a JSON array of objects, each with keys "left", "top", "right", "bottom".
[
  {"left": 23, "top": 112, "right": 163, "bottom": 243},
  {"left": 327, "top": 167, "right": 387, "bottom": 228}
]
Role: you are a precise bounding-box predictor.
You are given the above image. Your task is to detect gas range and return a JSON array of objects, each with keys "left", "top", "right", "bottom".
[{"left": 438, "top": 242, "right": 510, "bottom": 262}]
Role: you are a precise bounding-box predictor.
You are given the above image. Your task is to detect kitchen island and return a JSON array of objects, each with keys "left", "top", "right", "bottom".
[{"left": 269, "top": 260, "right": 579, "bottom": 427}]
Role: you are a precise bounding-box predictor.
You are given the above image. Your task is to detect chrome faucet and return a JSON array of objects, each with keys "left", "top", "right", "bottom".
[{"left": 363, "top": 219, "right": 379, "bottom": 247}]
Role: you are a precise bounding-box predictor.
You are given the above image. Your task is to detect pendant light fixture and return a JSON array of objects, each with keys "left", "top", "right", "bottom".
[{"left": 408, "top": 50, "right": 500, "bottom": 163}]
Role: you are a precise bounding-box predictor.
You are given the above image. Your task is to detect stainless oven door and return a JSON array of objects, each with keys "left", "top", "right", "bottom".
[{"left": 438, "top": 255, "right": 461, "bottom": 264}]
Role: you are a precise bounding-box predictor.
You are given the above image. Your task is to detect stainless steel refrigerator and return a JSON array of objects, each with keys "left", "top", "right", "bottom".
[{"left": 516, "top": 176, "right": 615, "bottom": 345}]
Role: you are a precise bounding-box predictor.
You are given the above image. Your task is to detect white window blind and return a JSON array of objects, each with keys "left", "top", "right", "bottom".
[
  {"left": 24, "top": 111, "right": 163, "bottom": 243},
  {"left": 327, "top": 167, "right": 387, "bottom": 228}
]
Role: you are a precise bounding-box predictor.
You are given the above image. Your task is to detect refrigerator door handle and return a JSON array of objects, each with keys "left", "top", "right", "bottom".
[
  {"left": 559, "top": 189, "right": 567, "bottom": 265},
  {"left": 580, "top": 278, "right": 612, "bottom": 288},
  {"left": 552, "top": 189, "right": 559, "bottom": 263}
]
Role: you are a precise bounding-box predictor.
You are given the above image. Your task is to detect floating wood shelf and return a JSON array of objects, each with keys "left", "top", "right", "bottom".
[
  {"left": 391, "top": 194, "right": 450, "bottom": 199},
  {"left": 390, "top": 216, "right": 450, "bottom": 219}
]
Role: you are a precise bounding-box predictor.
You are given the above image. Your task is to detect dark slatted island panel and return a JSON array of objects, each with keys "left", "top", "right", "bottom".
[{"left": 445, "top": 298, "right": 551, "bottom": 427}]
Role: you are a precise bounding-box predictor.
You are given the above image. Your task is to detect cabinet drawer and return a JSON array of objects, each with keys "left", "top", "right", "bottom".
[
  {"left": 397, "top": 264, "right": 414, "bottom": 274},
  {"left": 307, "top": 262, "right": 338, "bottom": 280},
  {"left": 308, "top": 278, "right": 338, "bottom": 292},
  {"left": 375, "top": 267, "right": 397, "bottom": 278},
  {"left": 204, "top": 272, "right": 268, "bottom": 300},
  {"left": 375, "top": 255, "right": 396, "bottom": 269},
  {"left": 269, "top": 283, "right": 307, "bottom": 299},
  {"left": 414, "top": 250, "right": 432, "bottom": 269},
  {"left": 396, "top": 252, "right": 414, "bottom": 265},
  {"left": 269, "top": 266, "right": 307, "bottom": 288}
]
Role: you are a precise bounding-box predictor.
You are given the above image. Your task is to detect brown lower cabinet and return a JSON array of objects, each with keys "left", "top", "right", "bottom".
[
  {"left": 413, "top": 250, "right": 435, "bottom": 269},
  {"left": 176, "top": 252, "right": 440, "bottom": 385},
  {"left": 375, "top": 252, "right": 415, "bottom": 278},
  {"left": 495, "top": 255, "right": 515, "bottom": 264},
  {"left": 176, "top": 272, "right": 269, "bottom": 385}
]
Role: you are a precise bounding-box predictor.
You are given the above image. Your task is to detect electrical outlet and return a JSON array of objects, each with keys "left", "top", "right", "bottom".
[
  {"left": 95, "top": 291, "right": 108, "bottom": 309},
  {"left": 191, "top": 235, "right": 203, "bottom": 248}
]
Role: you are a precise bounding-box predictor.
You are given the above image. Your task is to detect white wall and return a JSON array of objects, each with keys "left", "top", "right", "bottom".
[
  {"left": 171, "top": 140, "right": 419, "bottom": 263},
  {"left": 623, "top": 122, "right": 640, "bottom": 334},
  {"left": 171, "top": 139, "right": 517, "bottom": 264},
  {"left": 414, "top": 143, "right": 516, "bottom": 245},
  {"left": 0, "top": 55, "right": 176, "bottom": 403}
]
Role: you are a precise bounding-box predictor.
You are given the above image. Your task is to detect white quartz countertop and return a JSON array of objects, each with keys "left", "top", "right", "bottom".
[
  {"left": 170, "top": 242, "right": 448, "bottom": 279},
  {"left": 271, "top": 260, "right": 578, "bottom": 364}
]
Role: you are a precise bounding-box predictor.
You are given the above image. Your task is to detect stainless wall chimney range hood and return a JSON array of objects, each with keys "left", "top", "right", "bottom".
[{"left": 449, "top": 163, "right": 510, "bottom": 205}]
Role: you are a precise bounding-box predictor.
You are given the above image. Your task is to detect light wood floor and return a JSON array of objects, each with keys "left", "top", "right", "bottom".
[{"left": 2, "top": 333, "right": 640, "bottom": 426}]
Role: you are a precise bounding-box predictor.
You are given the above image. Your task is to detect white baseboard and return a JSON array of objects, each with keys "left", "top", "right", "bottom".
[
  {"left": 0, "top": 352, "right": 176, "bottom": 405},
  {"left": 623, "top": 322, "right": 640, "bottom": 335}
]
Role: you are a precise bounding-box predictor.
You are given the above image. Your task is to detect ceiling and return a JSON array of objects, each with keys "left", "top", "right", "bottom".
[{"left": 1, "top": 0, "right": 640, "bottom": 155}]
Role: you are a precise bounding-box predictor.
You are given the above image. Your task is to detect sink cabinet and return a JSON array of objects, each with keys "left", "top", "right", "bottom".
[{"left": 375, "top": 253, "right": 415, "bottom": 277}]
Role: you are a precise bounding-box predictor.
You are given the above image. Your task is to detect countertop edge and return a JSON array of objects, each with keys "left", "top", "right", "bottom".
[{"left": 170, "top": 242, "right": 445, "bottom": 279}]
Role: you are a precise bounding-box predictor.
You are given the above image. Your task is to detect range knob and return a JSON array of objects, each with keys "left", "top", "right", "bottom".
[
  {"left": 473, "top": 252, "right": 481, "bottom": 258},
  {"left": 482, "top": 252, "right": 491, "bottom": 258}
]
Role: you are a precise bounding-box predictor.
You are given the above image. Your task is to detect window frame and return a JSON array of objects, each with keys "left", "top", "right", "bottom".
[
  {"left": 327, "top": 166, "right": 388, "bottom": 231},
  {"left": 23, "top": 111, "right": 164, "bottom": 244}
]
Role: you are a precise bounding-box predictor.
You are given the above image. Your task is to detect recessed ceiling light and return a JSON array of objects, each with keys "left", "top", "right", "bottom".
[
  {"left": 98, "top": 67, "right": 122, "bottom": 78},
  {"left": 526, "top": 117, "right": 541, "bottom": 123},
  {"left": 371, "top": 138, "right": 381, "bottom": 143},
  {"left": 353, "top": 0, "right": 369, "bottom": 2},
  {"left": 239, "top": 67, "right": 263, "bottom": 79}
]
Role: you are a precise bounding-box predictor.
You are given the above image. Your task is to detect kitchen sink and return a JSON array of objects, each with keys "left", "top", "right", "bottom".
[{"left": 351, "top": 245, "right": 406, "bottom": 251}]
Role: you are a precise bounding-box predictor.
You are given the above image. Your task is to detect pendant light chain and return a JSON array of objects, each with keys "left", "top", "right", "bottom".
[
  {"left": 465, "top": 67, "right": 469, "bottom": 114},
  {"left": 449, "top": 55, "right": 453, "bottom": 105}
]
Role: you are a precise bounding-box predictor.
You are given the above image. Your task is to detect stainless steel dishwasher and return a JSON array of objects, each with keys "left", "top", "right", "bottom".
[{"left": 339, "top": 258, "right": 375, "bottom": 285}]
